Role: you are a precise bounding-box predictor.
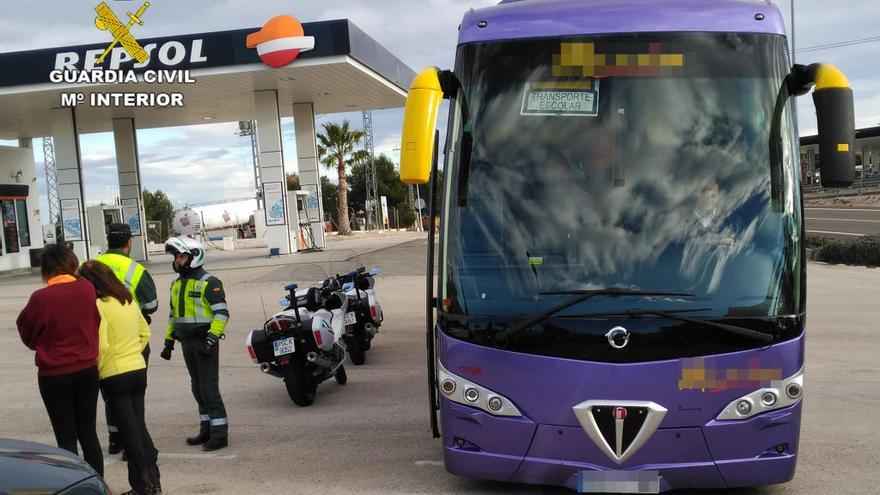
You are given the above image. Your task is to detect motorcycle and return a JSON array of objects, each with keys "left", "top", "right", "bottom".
[
  {"left": 336, "top": 266, "right": 383, "bottom": 365},
  {"left": 246, "top": 275, "right": 349, "bottom": 406},
  {"left": 288, "top": 252, "right": 384, "bottom": 365}
]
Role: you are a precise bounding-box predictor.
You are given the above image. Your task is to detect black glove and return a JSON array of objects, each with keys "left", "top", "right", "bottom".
[
  {"left": 199, "top": 334, "right": 219, "bottom": 355},
  {"left": 160, "top": 339, "right": 174, "bottom": 360}
]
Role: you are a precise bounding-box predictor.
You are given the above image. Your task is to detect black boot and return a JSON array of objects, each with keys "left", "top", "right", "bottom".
[
  {"left": 148, "top": 465, "right": 162, "bottom": 495},
  {"left": 108, "top": 433, "right": 123, "bottom": 455},
  {"left": 185, "top": 430, "right": 210, "bottom": 445},
  {"left": 202, "top": 436, "right": 228, "bottom": 451}
]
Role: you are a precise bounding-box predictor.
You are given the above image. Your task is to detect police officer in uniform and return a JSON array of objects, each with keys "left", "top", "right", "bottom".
[
  {"left": 96, "top": 223, "right": 158, "bottom": 456},
  {"left": 160, "top": 237, "right": 229, "bottom": 451}
]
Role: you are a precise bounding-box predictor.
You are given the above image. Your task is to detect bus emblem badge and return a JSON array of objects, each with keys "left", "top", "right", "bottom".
[
  {"left": 605, "top": 326, "right": 630, "bottom": 349},
  {"left": 572, "top": 400, "right": 668, "bottom": 464}
]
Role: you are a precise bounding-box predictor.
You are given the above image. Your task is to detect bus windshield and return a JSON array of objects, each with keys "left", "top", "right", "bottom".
[{"left": 441, "top": 33, "right": 803, "bottom": 358}]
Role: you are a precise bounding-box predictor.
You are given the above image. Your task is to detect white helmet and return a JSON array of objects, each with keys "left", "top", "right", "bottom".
[{"left": 165, "top": 236, "right": 206, "bottom": 272}]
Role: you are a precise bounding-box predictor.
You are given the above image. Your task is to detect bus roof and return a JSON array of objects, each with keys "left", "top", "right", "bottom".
[{"left": 459, "top": 0, "right": 786, "bottom": 44}]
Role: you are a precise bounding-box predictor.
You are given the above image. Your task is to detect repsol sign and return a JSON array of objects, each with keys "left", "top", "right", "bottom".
[
  {"left": 54, "top": 40, "right": 208, "bottom": 71},
  {"left": 0, "top": 20, "right": 350, "bottom": 88}
]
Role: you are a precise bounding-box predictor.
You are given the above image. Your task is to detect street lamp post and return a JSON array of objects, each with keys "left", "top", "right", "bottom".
[{"left": 790, "top": 0, "right": 796, "bottom": 64}]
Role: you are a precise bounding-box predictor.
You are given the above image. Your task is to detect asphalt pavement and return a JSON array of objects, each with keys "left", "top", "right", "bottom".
[
  {"left": 1, "top": 232, "right": 878, "bottom": 494},
  {"left": 805, "top": 206, "right": 880, "bottom": 238}
]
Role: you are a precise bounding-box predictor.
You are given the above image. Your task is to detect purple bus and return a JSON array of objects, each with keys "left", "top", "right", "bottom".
[{"left": 400, "top": 0, "right": 855, "bottom": 492}]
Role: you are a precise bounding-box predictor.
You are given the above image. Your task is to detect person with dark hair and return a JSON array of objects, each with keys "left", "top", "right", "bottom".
[
  {"left": 96, "top": 223, "right": 158, "bottom": 455},
  {"left": 16, "top": 243, "right": 104, "bottom": 475},
  {"left": 78, "top": 260, "right": 162, "bottom": 495},
  {"left": 99, "top": 223, "right": 159, "bottom": 322}
]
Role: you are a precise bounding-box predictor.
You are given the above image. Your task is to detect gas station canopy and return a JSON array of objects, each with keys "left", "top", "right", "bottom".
[
  {"left": 0, "top": 19, "right": 415, "bottom": 139},
  {"left": 0, "top": 16, "right": 417, "bottom": 268}
]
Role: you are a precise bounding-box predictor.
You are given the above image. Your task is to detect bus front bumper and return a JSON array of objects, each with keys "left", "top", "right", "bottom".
[{"left": 441, "top": 398, "right": 801, "bottom": 492}]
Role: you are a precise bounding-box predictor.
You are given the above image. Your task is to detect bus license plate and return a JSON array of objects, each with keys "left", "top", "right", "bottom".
[
  {"left": 578, "top": 470, "right": 659, "bottom": 494},
  {"left": 273, "top": 337, "right": 296, "bottom": 356},
  {"left": 344, "top": 312, "right": 357, "bottom": 325}
]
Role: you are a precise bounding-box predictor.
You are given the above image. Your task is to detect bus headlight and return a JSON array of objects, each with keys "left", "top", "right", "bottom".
[
  {"left": 440, "top": 378, "right": 457, "bottom": 395},
  {"left": 716, "top": 367, "right": 804, "bottom": 421},
  {"left": 436, "top": 361, "right": 522, "bottom": 417},
  {"left": 464, "top": 387, "right": 480, "bottom": 403}
]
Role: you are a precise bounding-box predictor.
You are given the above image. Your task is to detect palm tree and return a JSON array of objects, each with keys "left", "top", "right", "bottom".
[{"left": 317, "top": 120, "right": 366, "bottom": 235}]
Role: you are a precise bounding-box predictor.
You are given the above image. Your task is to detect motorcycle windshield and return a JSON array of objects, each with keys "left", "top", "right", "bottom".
[{"left": 329, "top": 249, "right": 368, "bottom": 290}]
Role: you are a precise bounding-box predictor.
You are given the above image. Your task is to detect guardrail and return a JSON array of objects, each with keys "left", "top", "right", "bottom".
[{"left": 804, "top": 177, "right": 880, "bottom": 197}]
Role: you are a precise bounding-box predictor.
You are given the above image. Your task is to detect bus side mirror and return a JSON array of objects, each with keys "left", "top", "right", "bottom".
[
  {"left": 811, "top": 65, "right": 856, "bottom": 188},
  {"left": 400, "top": 68, "right": 445, "bottom": 185}
]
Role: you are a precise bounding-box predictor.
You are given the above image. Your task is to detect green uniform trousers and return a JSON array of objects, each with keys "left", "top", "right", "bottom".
[{"left": 181, "top": 338, "right": 228, "bottom": 440}]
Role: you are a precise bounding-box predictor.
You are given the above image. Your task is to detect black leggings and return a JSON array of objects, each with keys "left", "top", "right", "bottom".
[
  {"left": 101, "top": 368, "right": 160, "bottom": 493},
  {"left": 38, "top": 365, "right": 103, "bottom": 476},
  {"left": 106, "top": 344, "right": 150, "bottom": 440}
]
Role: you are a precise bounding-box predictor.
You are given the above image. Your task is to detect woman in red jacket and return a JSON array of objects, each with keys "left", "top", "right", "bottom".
[{"left": 16, "top": 243, "right": 103, "bottom": 475}]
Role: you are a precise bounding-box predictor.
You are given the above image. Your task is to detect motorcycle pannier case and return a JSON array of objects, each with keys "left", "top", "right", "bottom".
[{"left": 248, "top": 329, "right": 277, "bottom": 364}]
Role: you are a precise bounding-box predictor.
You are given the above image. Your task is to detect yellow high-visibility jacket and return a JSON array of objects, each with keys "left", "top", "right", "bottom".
[{"left": 96, "top": 297, "right": 150, "bottom": 380}]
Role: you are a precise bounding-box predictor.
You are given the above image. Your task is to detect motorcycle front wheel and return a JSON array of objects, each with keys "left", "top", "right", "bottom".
[
  {"left": 349, "top": 335, "right": 367, "bottom": 365},
  {"left": 335, "top": 364, "right": 347, "bottom": 385},
  {"left": 282, "top": 360, "right": 317, "bottom": 407}
]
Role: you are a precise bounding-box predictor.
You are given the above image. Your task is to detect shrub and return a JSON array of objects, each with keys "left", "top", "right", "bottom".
[
  {"left": 815, "top": 235, "right": 880, "bottom": 266},
  {"left": 805, "top": 235, "right": 835, "bottom": 250}
]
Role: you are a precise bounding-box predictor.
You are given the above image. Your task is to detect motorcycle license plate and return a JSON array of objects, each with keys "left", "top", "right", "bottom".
[
  {"left": 273, "top": 337, "right": 296, "bottom": 356},
  {"left": 344, "top": 312, "right": 357, "bottom": 325}
]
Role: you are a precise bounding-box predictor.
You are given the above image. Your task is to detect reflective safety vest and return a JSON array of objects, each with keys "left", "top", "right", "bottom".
[
  {"left": 96, "top": 253, "right": 152, "bottom": 310},
  {"left": 166, "top": 270, "right": 229, "bottom": 341}
]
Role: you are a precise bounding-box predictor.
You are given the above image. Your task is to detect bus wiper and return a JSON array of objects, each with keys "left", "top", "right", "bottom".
[
  {"left": 495, "top": 289, "right": 693, "bottom": 341},
  {"left": 567, "top": 308, "right": 775, "bottom": 344}
]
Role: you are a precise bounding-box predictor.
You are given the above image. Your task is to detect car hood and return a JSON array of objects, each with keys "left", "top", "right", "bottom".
[{"left": 0, "top": 438, "right": 96, "bottom": 493}]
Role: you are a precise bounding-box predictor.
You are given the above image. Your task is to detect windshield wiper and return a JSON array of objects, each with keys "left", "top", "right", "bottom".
[
  {"left": 495, "top": 289, "right": 694, "bottom": 341},
  {"left": 566, "top": 308, "right": 775, "bottom": 344}
]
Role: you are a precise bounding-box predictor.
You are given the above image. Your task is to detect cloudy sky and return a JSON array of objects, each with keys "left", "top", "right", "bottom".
[{"left": 0, "top": 0, "right": 877, "bottom": 216}]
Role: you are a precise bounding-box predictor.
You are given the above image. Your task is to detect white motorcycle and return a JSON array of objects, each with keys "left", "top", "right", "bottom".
[
  {"left": 246, "top": 277, "right": 348, "bottom": 407},
  {"left": 289, "top": 251, "right": 384, "bottom": 365},
  {"left": 336, "top": 266, "right": 384, "bottom": 365},
  {"left": 288, "top": 265, "right": 384, "bottom": 365}
]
